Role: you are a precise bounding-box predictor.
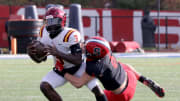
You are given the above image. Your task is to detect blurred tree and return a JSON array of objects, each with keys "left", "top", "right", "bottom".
[
  {"left": 112, "top": 0, "right": 155, "bottom": 9},
  {"left": 112, "top": 0, "right": 180, "bottom": 11},
  {"left": 68, "top": 0, "right": 91, "bottom": 7},
  {"left": 162, "top": 0, "right": 180, "bottom": 10},
  {"left": 1, "top": 0, "right": 180, "bottom": 11}
]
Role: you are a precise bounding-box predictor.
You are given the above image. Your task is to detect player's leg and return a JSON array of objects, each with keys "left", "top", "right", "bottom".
[
  {"left": 74, "top": 62, "right": 108, "bottom": 101},
  {"left": 103, "top": 66, "right": 137, "bottom": 101},
  {"left": 122, "top": 63, "right": 165, "bottom": 97},
  {"left": 138, "top": 75, "right": 165, "bottom": 97},
  {"left": 88, "top": 79, "right": 108, "bottom": 101},
  {"left": 40, "top": 82, "right": 63, "bottom": 101},
  {"left": 40, "top": 70, "right": 67, "bottom": 101}
]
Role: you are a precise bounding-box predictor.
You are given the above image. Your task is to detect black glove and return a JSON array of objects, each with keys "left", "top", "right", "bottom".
[
  {"left": 65, "top": 65, "right": 81, "bottom": 75},
  {"left": 53, "top": 67, "right": 67, "bottom": 77},
  {"left": 70, "top": 43, "right": 82, "bottom": 55},
  {"left": 53, "top": 65, "right": 81, "bottom": 77}
]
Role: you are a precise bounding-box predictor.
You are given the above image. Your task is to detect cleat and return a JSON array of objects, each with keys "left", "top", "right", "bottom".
[{"left": 144, "top": 79, "right": 165, "bottom": 98}]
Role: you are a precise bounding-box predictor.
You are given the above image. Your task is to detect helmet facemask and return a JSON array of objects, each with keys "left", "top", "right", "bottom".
[{"left": 46, "top": 18, "right": 63, "bottom": 39}]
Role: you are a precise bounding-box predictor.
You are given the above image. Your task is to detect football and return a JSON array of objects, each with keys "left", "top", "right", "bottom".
[
  {"left": 27, "top": 40, "right": 48, "bottom": 63},
  {"left": 33, "top": 41, "right": 47, "bottom": 58}
]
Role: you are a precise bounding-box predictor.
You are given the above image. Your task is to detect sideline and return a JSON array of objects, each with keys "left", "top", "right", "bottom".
[
  {"left": 0, "top": 53, "right": 180, "bottom": 59},
  {"left": 114, "top": 53, "right": 180, "bottom": 58},
  {"left": 0, "top": 55, "right": 52, "bottom": 59}
]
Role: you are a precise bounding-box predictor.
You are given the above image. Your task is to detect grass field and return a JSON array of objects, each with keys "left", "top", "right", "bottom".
[{"left": 0, "top": 56, "right": 180, "bottom": 101}]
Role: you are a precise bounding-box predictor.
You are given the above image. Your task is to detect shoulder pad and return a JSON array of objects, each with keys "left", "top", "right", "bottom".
[{"left": 39, "top": 25, "right": 46, "bottom": 38}]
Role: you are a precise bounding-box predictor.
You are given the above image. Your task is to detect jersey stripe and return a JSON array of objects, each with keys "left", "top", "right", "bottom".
[
  {"left": 63, "top": 30, "right": 75, "bottom": 42},
  {"left": 39, "top": 25, "right": 45, "bottom": 37}
]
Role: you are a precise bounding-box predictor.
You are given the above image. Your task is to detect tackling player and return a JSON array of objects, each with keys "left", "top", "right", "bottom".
[
  {"left": 28, "top": 7, "right": 107, "bottom": 101},
  {"left": 64, "top": 36, "right": 165, "bottom": 101}
]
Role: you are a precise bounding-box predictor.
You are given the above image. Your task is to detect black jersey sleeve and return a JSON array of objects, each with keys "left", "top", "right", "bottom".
[{"left": 86, "top": 61, "right": 100, "bottom": 77}]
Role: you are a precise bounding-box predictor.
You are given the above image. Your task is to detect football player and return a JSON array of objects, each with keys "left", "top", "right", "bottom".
[
  {"left": 64, "top": 36, "right": 165, "bottom": 101},
  {"left": 33, "top": 7, "right": 107, "bottom": 101}
]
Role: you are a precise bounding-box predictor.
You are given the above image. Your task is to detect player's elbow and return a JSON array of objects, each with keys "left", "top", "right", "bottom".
[
  {"left": 73, "top": 60, "right": 82, "bottom": 65},
  {"left": 71, "top": 57, "right": 82, "bottom": 65}
]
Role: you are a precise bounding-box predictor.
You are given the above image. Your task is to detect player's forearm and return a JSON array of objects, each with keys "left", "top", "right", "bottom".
[
  {"left": 56, "top": 51, "right": 82, "bottom": 65},
  {"left": 64, "top": 72, "right": 94, "bottom": 88},
  {"left": 64, "top": 73, "right": 84, "bottom": 88}
]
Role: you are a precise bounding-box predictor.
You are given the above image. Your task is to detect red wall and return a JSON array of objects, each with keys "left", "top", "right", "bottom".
[
  {"left": 111, "top": 9, "right": 133, "bottom": 41},
  {"left": 0, "top": 5, "right": 9, "bottom": 47},
  {"left": 1, "top": 5, "right": 180, "bottom": 48}
]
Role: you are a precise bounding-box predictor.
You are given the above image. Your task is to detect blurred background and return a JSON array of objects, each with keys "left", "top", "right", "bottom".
[
  {"left": 0, "top": 0, "right": 180, "bottom": 54},
  {"left": 0, "top": 1, "right": 180, "bottom": 101},
  {"left": 0, "top": 0, "right": 180, "bottom": 10},
  {"left": 0, "top": 0, "right": 180, "bottom": 11}
]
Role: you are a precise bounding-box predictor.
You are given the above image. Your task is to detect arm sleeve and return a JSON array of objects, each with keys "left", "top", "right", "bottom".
[
  {"left": 85, "top": 62, "right": 99, "bottom": 77},
  {"left": 68, "top": 31, "right": 81, "bottom": 45},
  {"left": 37, "top": 26, "right": 44, "bottom": 42}
]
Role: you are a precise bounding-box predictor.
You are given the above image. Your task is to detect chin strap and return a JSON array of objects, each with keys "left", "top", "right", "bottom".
[
  {"left": 49, "top": 32, "right": 59, "bottom": 39},
  {"left": 48, "top": 28, "right": 63, "bottom": 39}
]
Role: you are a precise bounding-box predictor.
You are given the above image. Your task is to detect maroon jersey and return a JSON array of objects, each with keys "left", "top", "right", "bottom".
[{"left": 86, "top": 54, "right": 126, "bottom": 90}]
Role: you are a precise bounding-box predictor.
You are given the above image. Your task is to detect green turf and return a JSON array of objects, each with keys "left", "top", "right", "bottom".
[{"left": 0, "top": 57, "right": 180, "bottom": 101}]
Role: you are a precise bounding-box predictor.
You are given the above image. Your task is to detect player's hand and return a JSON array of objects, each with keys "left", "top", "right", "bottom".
[
  {"left": 70, "top": 43, "right": 82, "bottom": 55},
  {"left": 27, "top": 40, "right": 48, "bottom": 63},
  {"left": 27, "top": 41, "right": 39, "bottom": 54},
  {"left": 45, "top": 45, "right": 59, "bottom": 57}
]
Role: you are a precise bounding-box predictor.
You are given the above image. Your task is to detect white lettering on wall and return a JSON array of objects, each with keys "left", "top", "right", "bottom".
[
  {"left": 151, "top": 12, "right": 180, "bottom": 48},
  {"left": 102, "top": 10, "right": 112, "bottom": 41},
  {"left": 133, "top": 11, "right": 143, "bottom": 46},
  {"left": 17, "top": 8, "right": 180, "bottom": 48},
  {"left": 133, "top": 11, "right": 180, "bottom": 48},
  {"left": 82, "top": 10, "right": 100, "bottom": 37}
]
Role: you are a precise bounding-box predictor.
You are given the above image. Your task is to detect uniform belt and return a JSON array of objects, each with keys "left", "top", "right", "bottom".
[
  {"left": 112, "top": 72, "right": 128, "bottom": 94},
  {"left": 119, "top": 75, "right": 128, "bottom": 94}
]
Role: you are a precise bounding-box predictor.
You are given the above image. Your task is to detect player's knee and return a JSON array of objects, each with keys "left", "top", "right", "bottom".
[
  {"left": 86, "top": 78, "right": 99, "bottom": 90},
  {"left": 40, "top": 82, "right": 52, "bottom": 92},
  {"left": 92, "top": 86, "right": 108, "bottom": 101},
  {"left": 92, "top": 86, "right": 104, "bottom": 96}
]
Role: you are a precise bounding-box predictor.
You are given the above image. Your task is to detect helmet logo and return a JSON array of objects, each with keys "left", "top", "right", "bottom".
[
  {"left": 59, "top": 12, "right": 64, "bottom": 17},
  {"left": 93, "top": 47, "right": 101, "bottom": 56},
  {"left": 46, "top": 15, "right": 54, "bottom": 19},
  {"left": 55, "top": 12, "right": 59, "bottom": 16}
]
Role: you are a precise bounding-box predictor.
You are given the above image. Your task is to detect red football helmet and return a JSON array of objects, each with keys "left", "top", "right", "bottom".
[
  {"left": 85, "top": 36, "right": 111, "bottom": 59},
  {"left": 45, "top": 7, "right": 66, "bottom": 37},
  {"left": 45, "top": 7, "right": 66, "bottom": 27}
]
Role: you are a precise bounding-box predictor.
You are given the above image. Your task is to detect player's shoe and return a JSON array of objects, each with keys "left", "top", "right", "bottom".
[{"left": 144, "top": 78, "right": 165, "bottom": 98}]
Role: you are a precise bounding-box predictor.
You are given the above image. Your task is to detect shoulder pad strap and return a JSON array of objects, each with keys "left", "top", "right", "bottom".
[
  {"left": 63, "top": 29, "right": 75, "bottom": 42},
  {"left": 39, "top": 25, "right": 46, "bottom": 38}
]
